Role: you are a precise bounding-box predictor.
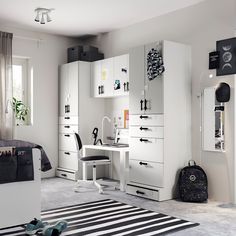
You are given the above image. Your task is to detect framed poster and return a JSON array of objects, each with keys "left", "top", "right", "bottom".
[{"left": 217, "top": 37, "right": 236, "bottom": 76}]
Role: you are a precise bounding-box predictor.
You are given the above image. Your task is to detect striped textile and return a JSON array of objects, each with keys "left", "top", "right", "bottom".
[{"left": 0, "top": 199, "right": 198, "bottom": 236}]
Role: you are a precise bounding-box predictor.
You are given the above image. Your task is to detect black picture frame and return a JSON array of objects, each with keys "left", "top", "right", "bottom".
[{"left": 216, "top": 37, "right": 236, "bottom": 76}]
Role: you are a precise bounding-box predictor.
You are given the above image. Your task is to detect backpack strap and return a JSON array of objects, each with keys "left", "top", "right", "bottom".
[{"left": 188, "top": 160, "right": 196, "bottom": 166}]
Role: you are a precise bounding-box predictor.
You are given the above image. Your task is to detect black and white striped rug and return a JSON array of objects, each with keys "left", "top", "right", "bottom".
[{"left": 0, "top": 199, "right": 199, "bottom": 236}]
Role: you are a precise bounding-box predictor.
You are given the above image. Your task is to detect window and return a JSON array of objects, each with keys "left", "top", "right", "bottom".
[{"left": 12, "top": 57, "right": 32, "bottom": 125}]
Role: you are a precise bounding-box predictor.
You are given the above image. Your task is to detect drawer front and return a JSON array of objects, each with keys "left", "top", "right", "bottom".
[
  {"left": 129, "top": 138, "right": 163, "bottom": 163},
  {"left": 56, "top": 168, "right": 78, "bottom": 181},
  {"left": 126, "top": 184, "right": 159, "bottom": 201},
  {"left": 130, "top": 126, "right": 164, "bottom": 138},
  {"left": 59, "top": 151, "right": 78, "bottom": 170},
  {"left": 130, "top": 114, "right": 164, "bottom": 126},
  {"left": 129, "top": 160, "right": 164, "bottom": 187},
  {"left": 59, "top": 116, "right": 79, "bottom": 125},
  {"left": 59, "top": 125, "right": 79, "bottom": 134},
  {"left": 59, "top": 133, "right": 77, "bottom": 152}
]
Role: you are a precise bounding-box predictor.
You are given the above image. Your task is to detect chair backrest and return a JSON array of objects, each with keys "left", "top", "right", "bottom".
[{"left": 74, "top": 133, "right": 83, "bottom": 151}]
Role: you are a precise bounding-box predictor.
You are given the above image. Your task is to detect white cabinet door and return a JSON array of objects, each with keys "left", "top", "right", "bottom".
[
  {"left": 59, "top": 64, "right": 69, "bottom": 116},
  {"left": 144, "top": 42, "right": 164, "bottom": 114},
  {"left": 129, "top": 46, "right": 145, "bottom": 114},
  {"left": 113, "top": 54, "right": 129, "bottom": 96},
  {"left": 59, "top": 151, "right": 78, "bottom": 170},
  {"left": 91, "top": 61, "right": 102, "bottom": 97},
  {"left": 129, "top": 160, "right": 164, "bottom": 187},
  {"left": 129, "top": 137, "right": 164, "bottom": 163},
  {"left": 101, "top": 58, "right": 113, "bottom": 97},
  {"left": 68, "top": 62, "right": 79, "bottom": 116}
]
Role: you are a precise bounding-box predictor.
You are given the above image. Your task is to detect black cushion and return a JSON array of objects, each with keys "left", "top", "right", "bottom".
[{"left": 81, "top": 156, "right": 109, "bottom": 162}]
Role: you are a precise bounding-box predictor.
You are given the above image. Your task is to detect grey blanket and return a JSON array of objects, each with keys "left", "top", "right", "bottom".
[{"left": 0, "top": 139, "right": 52, "bottom": 172}]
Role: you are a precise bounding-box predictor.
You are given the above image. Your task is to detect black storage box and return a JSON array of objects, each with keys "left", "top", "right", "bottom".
[
  {"left": 67, "top": 46, "right": 83, "bottom": 63},
  {"left": 83, "top": 45, "right": 99, "bottom": 53},
  {"left": 81, "top": 51, "right": 104, "bottom": 62}
]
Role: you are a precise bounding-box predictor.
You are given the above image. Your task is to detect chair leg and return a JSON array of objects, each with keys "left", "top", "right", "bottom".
[{"left": 93, "top": 165, "right": 104, "bottom": 194}]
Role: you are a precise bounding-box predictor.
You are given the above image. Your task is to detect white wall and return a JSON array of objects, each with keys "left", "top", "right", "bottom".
[
  {"left": 85, "top": 0, "right": 236, "bottom": 202},
  {"left": 0, "top": 25, "right": 78, "bottom": 178}
]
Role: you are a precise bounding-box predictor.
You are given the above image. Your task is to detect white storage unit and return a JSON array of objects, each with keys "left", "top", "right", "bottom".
[
  {"left": 127, "top": 40, "right": 191, "bottom": 201},
  {"left": 91, "top": 54, "right": 129, "bottom": 98},
  {"left": 57, "top": 61, "right": 105, "bottom": 180},
  {"left": 0, "top": 149, "right": 41, "bottom": 228}
]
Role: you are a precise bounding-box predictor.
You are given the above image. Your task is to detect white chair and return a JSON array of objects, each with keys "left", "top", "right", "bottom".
[{"left": 74, "top": 133, "right": 113, "bottom": 194}]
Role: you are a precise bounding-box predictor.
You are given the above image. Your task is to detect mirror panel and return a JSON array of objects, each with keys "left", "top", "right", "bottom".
[{"left": 203, "top": 87, "right": 225, "bottom": 152}]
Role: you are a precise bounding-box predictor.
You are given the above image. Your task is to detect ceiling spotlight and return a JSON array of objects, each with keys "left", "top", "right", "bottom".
[
  {"left": 35, "top": 11, "right": 40, "bottom": 22},
  {"left": 40, "top": 13, "right": 46, "bottom": 24},
  {"left": 34, "top": 8, "right": 54, "bottom": 24},
  {"left": 46, "top": 12, "right": 52, "bottom": 22}
]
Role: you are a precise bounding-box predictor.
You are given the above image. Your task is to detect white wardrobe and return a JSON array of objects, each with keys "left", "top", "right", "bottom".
[
  {"left": 126, "top": 40, "right": 191, "bottom": 201},
  {"left": 57, "top": 61, "right": 104, "bottom": 180}
]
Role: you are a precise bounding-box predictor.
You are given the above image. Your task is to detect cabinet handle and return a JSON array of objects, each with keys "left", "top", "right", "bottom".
[
  {"left": 140, "top": 115, "right": 149, "bottom": 119},
  {"left": 101, "top": 85, "right": 104, "bottom": 94},
  {"left": 123, "top": 82, "right": 126, "bottom": 91},
  {"left": 140, "top": 100, "right": 143, "bottom": 111},
  {"left": 127, "top": 82, "right": 129, "bottom": 91},
  {"left": 139, "top": 161, "right": 148, "bottom": 166},
  {"left": 140, "top": 127, "right": 149, "bottom": 131},
  {"left": 64, "top": 126, "right": 70, "bottom": 128},
  {"left": 121, "top": 68, "right": 127, "bottom": 73},
  {"left": 136, "top": 190, "right": 145, "bottom": 195},
  {"left": 98, "top": 86, "right": 101, "bottom": 95},
  {"left": 65, "top": 117, "right": 70, "bottom": 120},
  {"left": 61, "top": 174, "right": 67, "bottom": 177},
  {"left": 140, "top": 138, "right": 149, "bottom": 142},
  {"left": 64, "top": 134, "right": 70, "bottom": 137},
  {"left": 144, "top": 99, "right": 148, "bottom": 111},
  {"left": 64, "top": 152, "right": 70, "bottom": 155}
]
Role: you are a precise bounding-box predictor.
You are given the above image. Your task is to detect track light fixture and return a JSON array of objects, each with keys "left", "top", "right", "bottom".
[{"left": 34, "top": 8, "right": 54, "bottom": 24}]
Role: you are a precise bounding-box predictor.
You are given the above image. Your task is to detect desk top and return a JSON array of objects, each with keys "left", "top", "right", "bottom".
[{"left": 83, "top": 144, "right": 129, "bottom": 152}]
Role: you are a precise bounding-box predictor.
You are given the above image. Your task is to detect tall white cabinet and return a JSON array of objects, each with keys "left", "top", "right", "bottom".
[
  {"left": 57, "top": 61, "right": 104, "bottom": 180},
  {"left": 126, "top": 40, "right": 191, "bottom": 201}
]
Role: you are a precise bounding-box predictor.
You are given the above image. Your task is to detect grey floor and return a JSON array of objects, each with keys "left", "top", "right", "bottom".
[{"left": 41, "top": 178, "right": 236, "bottom": 236}]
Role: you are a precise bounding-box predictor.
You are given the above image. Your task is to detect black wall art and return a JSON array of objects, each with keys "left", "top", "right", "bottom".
[{"left": 216, "top": 37, "right": 236, "bottom": 76}]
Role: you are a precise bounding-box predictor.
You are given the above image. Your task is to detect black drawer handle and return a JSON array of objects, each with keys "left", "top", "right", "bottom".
[
  {"left": 65, "top": 117, "right": 70, "bottom": 120},
  {"left": 144, "top": 99, "right": 148, "bottom": 111},
  {"left": 61, "top": 174, "right": 67, "bottom": 177},
  {"left": 64, "top": 134, "right": 70, "bottom": 137},
  {"left": 140, "top": 127, "right": 149, "bottom": 131},
  {"left": 121, "top": 68, "right": 127, "bottom": 73},
  {"left": 98, "top": 86, "right": 101, "bottom": 95},
  {"left": 136, "top": 190, "right": 145, "bottom": 195},
  {"left": 140, "top": 138, "right": 149, "bottom": 142},
  {"left": 64, "top": 126, "right": 70, "bottom": 128},
  {"left": 140, "top": 115, "right": 149, "bottom": 119},
  {"left": 140, "top": 100, "right": 143, "bottom": 111},
  {"left": 139, "top": 161, "right": 148, "bottom": 166},
  {"left": 127, "top": 82, "right": 129, "bottom": 91},
  {"left": 123, "top": 82, "right": 126, "bottom": 91},
  {"left": 64, "top": 152, "right": 70, "bottom": 155}
]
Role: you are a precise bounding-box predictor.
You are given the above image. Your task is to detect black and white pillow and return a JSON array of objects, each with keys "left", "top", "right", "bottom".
[{"left": 147, "top": 48, "right": 165, "bottom": 80}]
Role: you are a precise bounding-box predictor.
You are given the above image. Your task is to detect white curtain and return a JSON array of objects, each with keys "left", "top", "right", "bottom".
[{"left": 0, "top": 31, "right": 13, "bottom": 139}]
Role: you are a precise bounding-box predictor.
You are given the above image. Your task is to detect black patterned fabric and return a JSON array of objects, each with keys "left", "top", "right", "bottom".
[
  {"left": 147, "top": 48, "right": 165, "bottom": 80},
  {"left": 0, "top": 139, "right": 52, "bottom": 172},
  {"left": 178, "top": 161, "right": 208, "bottom": 202}
]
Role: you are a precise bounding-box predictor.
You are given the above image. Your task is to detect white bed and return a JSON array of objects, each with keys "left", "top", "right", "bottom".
[{"left": 0, "top": 148, "right": 41, "bottom": 229}]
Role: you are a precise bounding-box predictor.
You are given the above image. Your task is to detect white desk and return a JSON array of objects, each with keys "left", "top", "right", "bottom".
[{"left": 82, "top": 145, "right": 129, "bottom": 191}]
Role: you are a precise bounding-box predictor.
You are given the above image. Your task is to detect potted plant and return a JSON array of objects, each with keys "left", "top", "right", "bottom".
[{"left": 12, "top": 97, "right": 29, "bottom": 125}]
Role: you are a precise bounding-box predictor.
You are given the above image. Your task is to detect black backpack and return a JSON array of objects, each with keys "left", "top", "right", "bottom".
[{"left": 178, "top": 160, "right": 208, "bottom": 202}]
